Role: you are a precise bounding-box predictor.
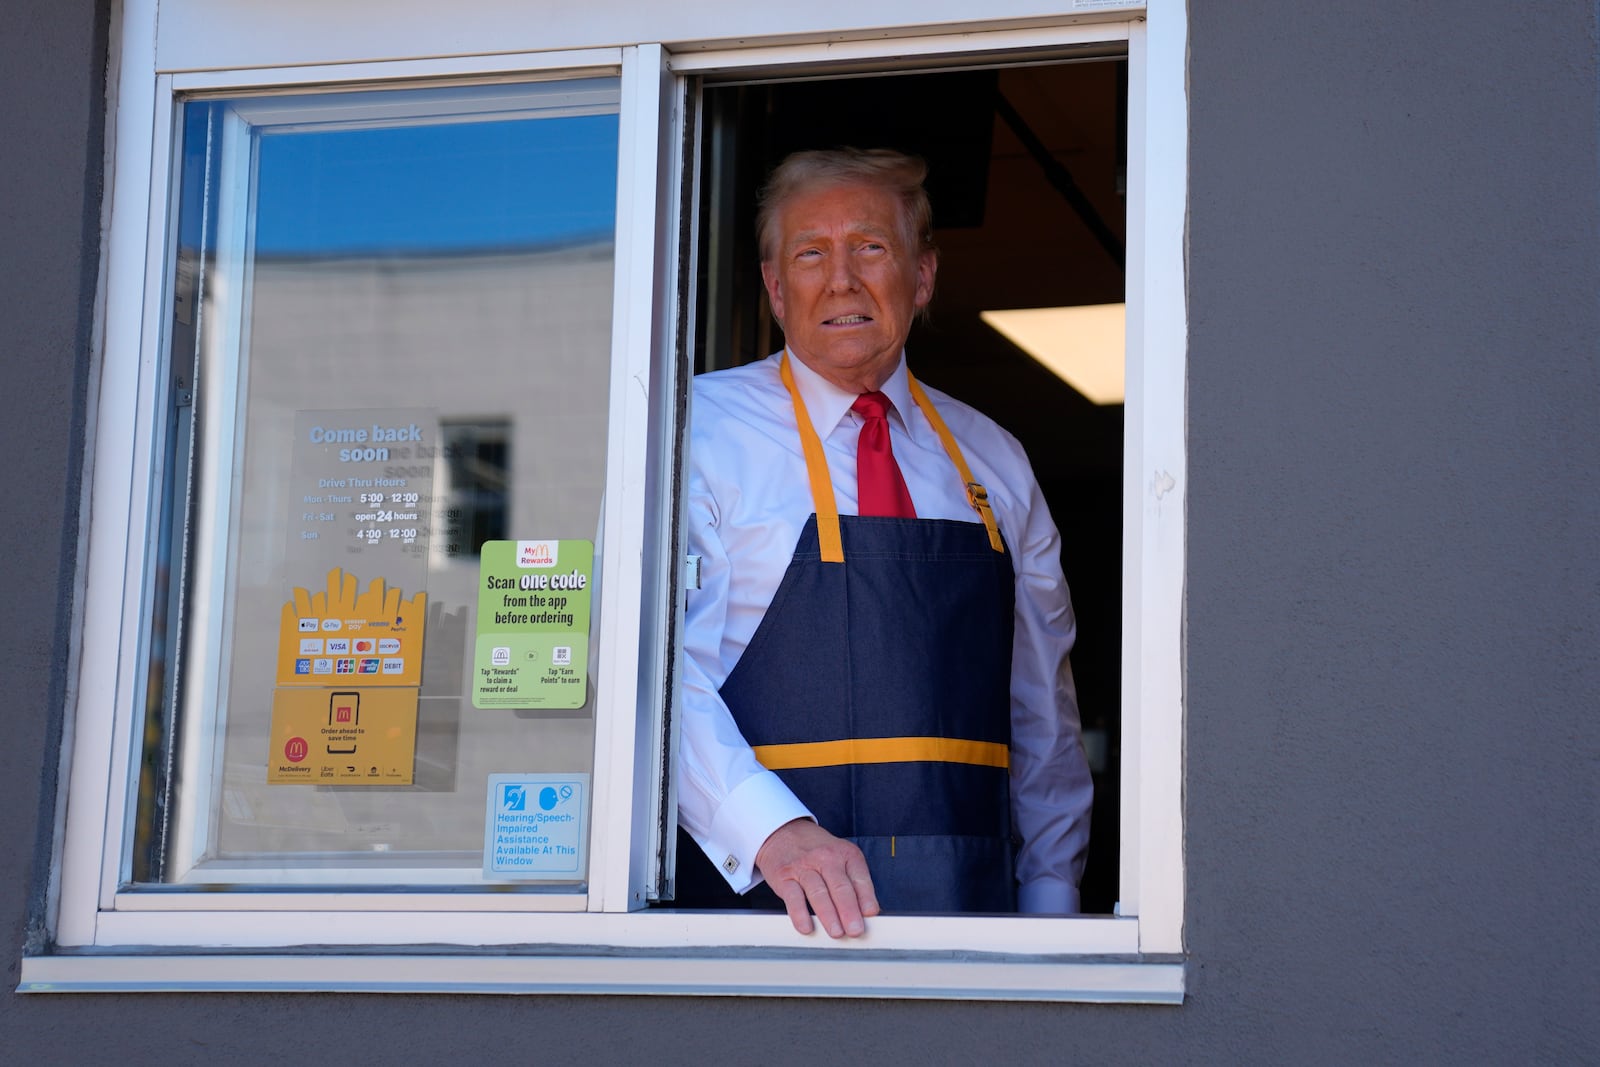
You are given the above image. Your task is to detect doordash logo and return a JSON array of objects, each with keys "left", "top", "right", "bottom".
[{"left": 517, "top": 540, "right": 558, "bottom": 568}]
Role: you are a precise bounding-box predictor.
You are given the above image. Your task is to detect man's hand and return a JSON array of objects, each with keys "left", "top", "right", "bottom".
[{"left": 755, "top": 818, "right": 880, "bottom": 938}]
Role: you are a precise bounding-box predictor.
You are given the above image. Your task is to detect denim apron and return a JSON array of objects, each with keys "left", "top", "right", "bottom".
[{"left": 674, "top": 354, "right": 1016, "bottom": 913}]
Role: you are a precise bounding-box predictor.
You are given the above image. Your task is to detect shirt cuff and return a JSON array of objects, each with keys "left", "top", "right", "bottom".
[
  {"left": 1018, "top": 877, "right": 1081, "bottom": 915},
  {"left": 702, "top": 769, "right": 813, "bottom": 894}
]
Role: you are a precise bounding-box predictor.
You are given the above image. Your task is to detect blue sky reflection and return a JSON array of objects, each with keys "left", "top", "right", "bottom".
[{"left": 254, "top": 113, "right": 619, "bottom": 256}]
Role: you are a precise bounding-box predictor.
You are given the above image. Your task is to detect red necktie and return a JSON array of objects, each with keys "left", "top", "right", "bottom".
[{"left": 851, "top": 391, "right": 917, "bottom": 518}]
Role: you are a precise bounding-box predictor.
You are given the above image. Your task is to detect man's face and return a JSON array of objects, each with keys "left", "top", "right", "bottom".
[{"left": 761, "top": 181, "right": 937, "bottom": 392}]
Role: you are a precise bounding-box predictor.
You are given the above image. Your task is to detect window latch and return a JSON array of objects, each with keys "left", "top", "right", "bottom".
[{"left": 684, "top": 554, "right": 702, "bottom": 591}]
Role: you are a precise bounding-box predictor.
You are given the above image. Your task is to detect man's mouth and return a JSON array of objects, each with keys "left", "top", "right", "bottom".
[{"left": 824, "top": 314, "right": 870, "bottom": 325}]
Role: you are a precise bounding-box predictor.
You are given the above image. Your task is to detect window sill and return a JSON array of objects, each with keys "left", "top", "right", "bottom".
[
  {"left": 66, "top": 909, "right": 1148, "bottom": 954},
  {"left": 20, "top": 948, "right": 1184, "bottom": 1002}
]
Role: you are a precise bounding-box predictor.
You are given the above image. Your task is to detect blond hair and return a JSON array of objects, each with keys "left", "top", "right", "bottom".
[{"left": 756, "top": 148, "right": 935, "bottom": 262}]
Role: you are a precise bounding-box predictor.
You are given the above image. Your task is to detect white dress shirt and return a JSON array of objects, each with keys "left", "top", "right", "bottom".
[{"left": 679, "top": 350, "right": 1092, "bottom": 913}]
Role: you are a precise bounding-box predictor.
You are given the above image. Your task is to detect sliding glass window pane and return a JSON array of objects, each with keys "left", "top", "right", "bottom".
[{"left": 136, "top": 77, "right": 619, "bottom": 888}]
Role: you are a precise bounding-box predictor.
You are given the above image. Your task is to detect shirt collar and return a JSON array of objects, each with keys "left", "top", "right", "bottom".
[{"left": 782, "top": 347, "right": 915, "bottom": 437}]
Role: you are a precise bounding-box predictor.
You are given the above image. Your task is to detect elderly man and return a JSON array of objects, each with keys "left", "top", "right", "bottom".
[{"left": 675, "top": 148, "right": 1092, "bottom": 938}]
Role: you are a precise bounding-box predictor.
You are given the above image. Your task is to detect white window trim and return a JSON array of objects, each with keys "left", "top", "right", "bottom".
[{"left": 27, "top": 0, "right": 1186, "bottom": 1002}]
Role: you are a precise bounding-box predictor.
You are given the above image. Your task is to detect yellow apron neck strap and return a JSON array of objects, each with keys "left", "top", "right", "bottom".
[
  {"left": 906, "top": 372, "right": 1006, "bottom": 554},
  {"left": 780, "top": 352, "right": 1006, "bottom": 564},
  {"left": 780, "top": 352, "right": 846, "bottom": 563}
]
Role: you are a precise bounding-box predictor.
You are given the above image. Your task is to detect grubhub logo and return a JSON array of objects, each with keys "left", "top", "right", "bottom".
[{"left": 517, "top": 540, "right": 558, "bottom": 568}]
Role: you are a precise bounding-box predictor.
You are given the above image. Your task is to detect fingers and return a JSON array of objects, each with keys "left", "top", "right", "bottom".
[
  {"left": 801, "top": 866, "right": 853, "bottom": 939},
  {"left": 768, "top": 876, "right": 815, "bottom": 936},
  {"left": 755, "top": 819, "right": 878, "bottom": 939},
  {"left": 845, "top": 852, "right": 880, "bottom": 919}
]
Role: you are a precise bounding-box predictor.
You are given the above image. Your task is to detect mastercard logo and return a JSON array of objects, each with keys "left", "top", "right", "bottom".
[{"left": 354, "top": 640, "right": 375, "bottom": 653}]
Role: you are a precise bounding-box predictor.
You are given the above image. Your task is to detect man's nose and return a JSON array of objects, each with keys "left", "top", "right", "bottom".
[{"left": 825, "top": 254, "right": 860, "bottom": 292}]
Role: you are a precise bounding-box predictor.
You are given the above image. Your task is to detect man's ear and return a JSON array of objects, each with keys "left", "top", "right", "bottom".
[
  {"left": 913, "top": 249, "right": 938, "bottom": 310},
  {"left": 760, "top": 259, "right": 785, "bottom": 325}
]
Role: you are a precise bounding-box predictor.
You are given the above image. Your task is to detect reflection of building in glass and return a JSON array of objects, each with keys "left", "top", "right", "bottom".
[
  {"left": 210, "top": 243, "right": 612, "bottom": 861},
  {"left": 439, "top": 419, "right": 511, "bottom": 561}
]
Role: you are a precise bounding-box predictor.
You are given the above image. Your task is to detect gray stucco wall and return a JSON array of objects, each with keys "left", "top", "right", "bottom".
[
  {"left": 2, "top": 0, "right": 105, "bottom": 963},
  {"left": 3, "top": 2, "right": 1596, "bottom": 1063}
]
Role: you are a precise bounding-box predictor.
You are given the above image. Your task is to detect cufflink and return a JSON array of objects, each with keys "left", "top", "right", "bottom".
[{"left": 722, "top": 855, "right": 739, "bottom": 875}]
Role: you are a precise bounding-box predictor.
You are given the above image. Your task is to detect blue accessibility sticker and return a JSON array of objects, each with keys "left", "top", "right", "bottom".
[{"left": 483, "top": 773, "right": 588, "bottom": 881}]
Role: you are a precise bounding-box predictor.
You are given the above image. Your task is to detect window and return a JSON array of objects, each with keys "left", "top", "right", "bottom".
[
  {"left": 136, "top": 77, "right": 622, "bottom": 890},
  {"left": 28, "top": 0, "right": 1184, "bottom": 1001}
]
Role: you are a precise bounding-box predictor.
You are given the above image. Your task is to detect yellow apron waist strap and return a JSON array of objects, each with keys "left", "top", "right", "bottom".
[{"left": 751, "top": 736, "right": 1010, "bottom": 771}]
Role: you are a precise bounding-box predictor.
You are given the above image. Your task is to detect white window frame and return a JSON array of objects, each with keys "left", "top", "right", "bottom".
[{"left": 24, "top": 0, "right": 1186, "bottom": 1003}]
